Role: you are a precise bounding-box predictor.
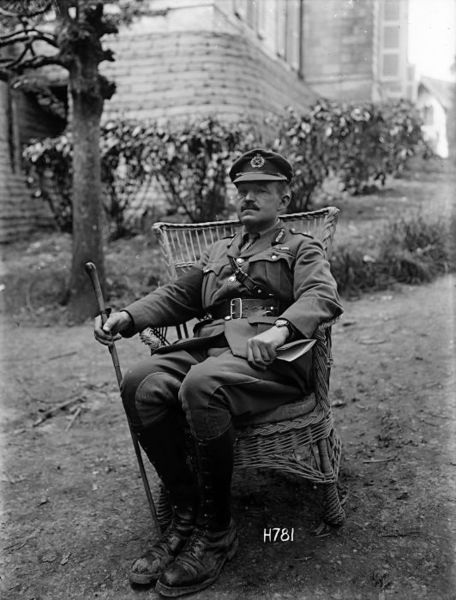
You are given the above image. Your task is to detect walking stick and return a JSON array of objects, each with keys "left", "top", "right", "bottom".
[{"left": 85, "top": 261, "right": 160, "bottom": 532}]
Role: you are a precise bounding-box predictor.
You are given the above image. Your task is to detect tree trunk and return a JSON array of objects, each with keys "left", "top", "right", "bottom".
[
  {"left": 67, "top": 82, "right": 105, "bottom": 322},
  {"left": 61, "top": 2, "right": 117, "bottom": 323}
]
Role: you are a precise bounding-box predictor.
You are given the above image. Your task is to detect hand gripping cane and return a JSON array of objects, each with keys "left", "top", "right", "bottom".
[{"left": 85, "top": 262, "right": 159, "bottom": 532}]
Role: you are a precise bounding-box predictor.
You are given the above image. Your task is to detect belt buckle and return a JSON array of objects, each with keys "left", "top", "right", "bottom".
[{"left": 230, "top": 298, "right": 243, "bottom": 319}]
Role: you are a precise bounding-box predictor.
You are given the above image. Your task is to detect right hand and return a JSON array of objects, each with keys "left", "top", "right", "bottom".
[{"left": 94, "top": 310, "right": 132, "bottom": 346}]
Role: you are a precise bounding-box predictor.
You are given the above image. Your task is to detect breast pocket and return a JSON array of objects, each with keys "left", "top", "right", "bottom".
[
  {"left": 201, "top": 261, "right": 229, "bottom": 305},
  {"left": 249, "top": 250, "right": 295, "bottom": 295}
]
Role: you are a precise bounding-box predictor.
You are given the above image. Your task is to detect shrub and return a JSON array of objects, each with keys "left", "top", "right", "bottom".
[
  {"left": 276, "top": 99, "right": 430, "bottom": 210},
  {"left": 23, "top": 135, "right": 73, "bottom": 232},
  {"left": 331, "top": 214, "right": 451, "bottom": 295},
  {"left": 377, "top": 214, "right": 450, "bottom": 283},
  {"left": 23, "top": 100, "right": 430, "bottom": 236},
  {"left": 330, "top": 247, "right": 387, "bottom": 295},
  {"left": 23, "top": 118, "right": 260, "bottom": 239}
]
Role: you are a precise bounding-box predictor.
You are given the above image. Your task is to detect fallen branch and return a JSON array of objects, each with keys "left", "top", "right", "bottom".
[
  {"left": 381, "top": 530, "right": 421, "bottom": 538},
  {"left": 32, "top": 396, "right": 84, "bottom": 427},
  {"left": 65, "top": 406, "right": 82, "bottom": 431}
]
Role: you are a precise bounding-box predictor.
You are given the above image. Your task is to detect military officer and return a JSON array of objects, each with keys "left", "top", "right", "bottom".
[{"left": 94, "top": 148, "right": 343, "bottom": 597}]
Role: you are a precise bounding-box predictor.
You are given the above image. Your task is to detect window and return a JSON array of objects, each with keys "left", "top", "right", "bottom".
[
  {"left": 276, "top": 0, "right": 286, "bottom": 58},
  {"left": 383, "top": 25, "right": 400, "bottom": 49},
  {"left": 377, "top": 0, "right": 408, "bottom": 95},
  {"left": 382, "top": 53, "right": 399, "bottom": 77},
  {"left": 384, "top": 0, "right": 400, "bottom": 21},
  {"left": 285, "top": 0, "right": 301, "bottom": 71},
  {"left": 234, "top": 0, "right": 303, "bottom": 75},
  {"left": 256, "top": 0, "right": 268, "bottom": 38}
]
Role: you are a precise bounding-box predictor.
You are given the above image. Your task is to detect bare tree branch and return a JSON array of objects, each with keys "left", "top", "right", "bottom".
[
  {"left": 0, "top": 1, "right": 54, "bottom": 19},
  {"left": 0, "top": 44, "right": 29, "bottom": 69},
  {"left": 13, "top": 53, "right": 65, "bottom": 72},
  {"left": 0, "top": 30, "right": 58, "bottom": 49},
  {"left": 0, "top": 28, "right": 28, "bottom": 43},
  {"left": 0, "top": 6, "right": 21, "bottom": 18},
  {"left": 26, "top": 28, "right": 59, "bottom": 47},
  {"left": 27, "top": 0, "right": 54, "bottom": 19}
]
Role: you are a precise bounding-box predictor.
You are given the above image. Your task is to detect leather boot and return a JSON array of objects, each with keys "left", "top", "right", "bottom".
[
  {"left": 155, "top": 425, "right": 239, "bottom": 597},
  {"left": 129, "top": 413, "right": 198, "bottom": 586}
]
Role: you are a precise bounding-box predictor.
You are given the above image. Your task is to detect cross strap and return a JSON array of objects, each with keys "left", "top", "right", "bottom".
[{"left": 228, "top": 256, "right": 275, "bottom": 298}]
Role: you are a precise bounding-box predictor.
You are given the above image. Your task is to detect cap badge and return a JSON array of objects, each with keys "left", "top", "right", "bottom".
[{"left": 250, "top": 154, "right": 265, "bottom": 168}]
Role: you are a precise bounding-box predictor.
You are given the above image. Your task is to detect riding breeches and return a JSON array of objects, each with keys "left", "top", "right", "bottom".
[{"left": 121, "top": 346, "right": 311, "bottom": 440}]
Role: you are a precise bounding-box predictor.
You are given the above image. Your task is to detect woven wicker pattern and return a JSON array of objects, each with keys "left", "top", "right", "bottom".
[
  {"left": 152, "top": 207, "right": 339, "bottom": 282},
  {"left": 146, "top": 207, "right": 345, "bottom": 526}
]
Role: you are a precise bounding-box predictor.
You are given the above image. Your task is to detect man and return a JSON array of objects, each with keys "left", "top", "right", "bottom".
[{"left": 94, "top": 148, "right": 342, "bottom": 597}]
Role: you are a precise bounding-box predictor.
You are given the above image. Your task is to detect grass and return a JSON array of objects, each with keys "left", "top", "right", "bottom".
[{"left": 331, "top": 213, "right": 452, "bottom": 296}]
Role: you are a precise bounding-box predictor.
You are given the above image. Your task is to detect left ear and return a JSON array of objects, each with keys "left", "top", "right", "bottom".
[{"left": 278, "top": 193, "right": 291, "bottom": 213}]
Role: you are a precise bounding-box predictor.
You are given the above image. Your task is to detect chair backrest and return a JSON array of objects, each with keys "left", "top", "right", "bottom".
[{"left": 153, "top": 207, "right": 339, "bottom": 282}]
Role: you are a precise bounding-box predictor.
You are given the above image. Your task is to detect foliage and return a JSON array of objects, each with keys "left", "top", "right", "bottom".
[
  {"left": 377, "top": 214, "right": 451, "bottom": 282},
  {"left": 23, "top": 117, "right": 260, "bottom": 238},
  {"left": 331, "top": 213, "right": 451, "bottom": 296},
  {"left": 23, "top": 136, "right": 73, "bottom": 232},
  {"left": 23, "top": 99, "right": 431, "bottom": 237},
  {"left": 1, "top": 0, "right": 156, "bottom": 322},
  {"left": 100, "top": 117, "right": 257, "bottom": 225},
  {"left": 276, "top": 99, "right": 430, "bottom": 211}
]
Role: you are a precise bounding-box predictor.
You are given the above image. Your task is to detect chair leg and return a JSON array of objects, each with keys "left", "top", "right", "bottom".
[
  {"left": 316, "top": 437, "right": 346, "bottom": 530},
  {"left": 322, "top": 482, "right": 345, "bottom": 526}
]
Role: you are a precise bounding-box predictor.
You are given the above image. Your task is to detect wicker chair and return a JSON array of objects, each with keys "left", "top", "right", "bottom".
[{"left": 142, "top": 207, "right": 345, "bottom": 530}]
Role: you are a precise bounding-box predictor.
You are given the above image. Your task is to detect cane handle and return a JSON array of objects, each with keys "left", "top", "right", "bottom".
[{"left": 84, "top": 262, "right": 108, "bottom": 323}]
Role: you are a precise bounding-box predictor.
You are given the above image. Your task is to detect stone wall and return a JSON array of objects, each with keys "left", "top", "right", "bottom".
[
  {"left": 0, "top": 83, "right": 53, "bottom": 244},
  {"left": 102, "top": 30, "right": 316, "bottom": 123}
]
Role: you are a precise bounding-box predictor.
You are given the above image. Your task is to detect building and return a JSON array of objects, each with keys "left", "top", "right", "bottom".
[
  {"left": 1, "top": 0, "right": 413, "bottom": 242},
  {"left": 416, "top": 76, "right": 454, "bottom": 158},
  {"left": 0, "top": 81, "right": 63, "bottom": 242}
]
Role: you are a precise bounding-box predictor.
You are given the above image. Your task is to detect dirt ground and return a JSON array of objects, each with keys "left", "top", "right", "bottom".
[
  {"left": 1, "top": 160, "right": 456, "bottom": 600},
  {"left": 1, "top": 268, "right": 455, "bottom": 599}
]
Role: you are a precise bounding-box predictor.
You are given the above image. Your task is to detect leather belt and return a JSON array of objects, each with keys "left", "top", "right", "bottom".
[{"left": 207, "top": 297, "right": 279, "bottom": 320}]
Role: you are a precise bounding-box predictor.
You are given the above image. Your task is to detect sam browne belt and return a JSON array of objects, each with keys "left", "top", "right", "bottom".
[{"left": 207, "top": 297, "right": 280, "bottom": 320}]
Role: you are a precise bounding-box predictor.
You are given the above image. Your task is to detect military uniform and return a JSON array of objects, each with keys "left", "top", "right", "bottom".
[
  {"left": 121, "top": 220, "right": 342, "bottom": 438},
  {"left": 114, "top": 148, "right": 343, "bottom": 597}
]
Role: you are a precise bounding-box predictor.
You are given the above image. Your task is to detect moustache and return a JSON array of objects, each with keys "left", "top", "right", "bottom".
[{"left": 240, "top": 203, "right": 259, "bottom": 211}]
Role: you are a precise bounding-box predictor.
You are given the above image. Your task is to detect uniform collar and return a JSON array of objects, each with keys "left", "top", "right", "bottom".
[{"left": 227, "top": 219, "right": 287, "bottom": 256}]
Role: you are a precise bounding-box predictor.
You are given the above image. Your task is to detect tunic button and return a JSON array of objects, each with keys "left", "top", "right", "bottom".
[
  {"left": 236, "top": 257, "right": 244, "bottom": 264},
  {"left": 228, "top": 275, "right": 236, "bottom": 282}
]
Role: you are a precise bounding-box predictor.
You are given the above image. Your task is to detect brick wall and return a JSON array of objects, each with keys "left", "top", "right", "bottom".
[
  {"left": 102, "top": 30, "right": 316, "bottom": 122},
  {"left": 0, "top": 83, "right": 53, "bottom": 244}
]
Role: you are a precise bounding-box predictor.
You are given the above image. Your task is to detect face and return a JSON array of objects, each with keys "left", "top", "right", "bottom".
[{"left": 235, "top": 181, "right": 290, "bottom": 233}]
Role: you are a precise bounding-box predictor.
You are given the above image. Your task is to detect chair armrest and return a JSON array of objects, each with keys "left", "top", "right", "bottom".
[
  {"left": 312, "top": 317, "right": 340, "bottom": 411},
  {"left": 139, "top": 327, "right": 170, "bottom": 351}
]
